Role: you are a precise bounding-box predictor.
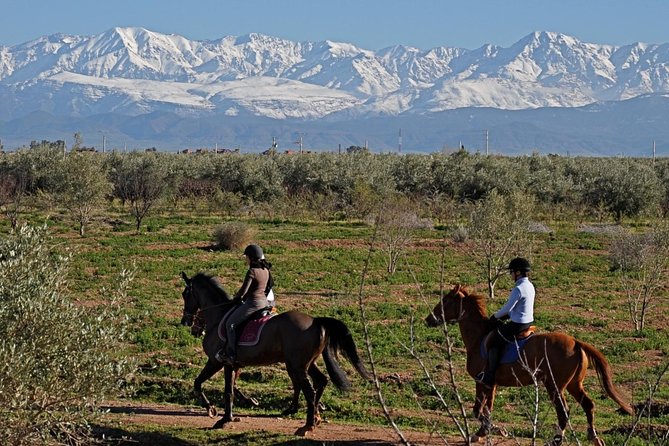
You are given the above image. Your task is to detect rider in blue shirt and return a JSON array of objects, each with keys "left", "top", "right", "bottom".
[{"left": 476, "top": 257, "right": 535, "bottom": 388}]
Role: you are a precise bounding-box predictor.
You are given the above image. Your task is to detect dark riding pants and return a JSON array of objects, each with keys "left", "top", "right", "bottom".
[{"left": 485, "top": 321, "right": 533, "bottom": 377}]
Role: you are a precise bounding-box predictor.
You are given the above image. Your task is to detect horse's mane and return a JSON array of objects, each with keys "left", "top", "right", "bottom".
[
  {"left": 457, "top": 286, "right": 489, "bottom": 318},
  {"left": 193, "top": 272, "right": 232, "bottom": 302}
]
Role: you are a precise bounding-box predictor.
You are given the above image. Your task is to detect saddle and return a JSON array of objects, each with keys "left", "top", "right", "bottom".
[
  {"left": 505, "top": 325, "right": 536, "bottom": 342},
  {"left": 218, "top": 306, "right": 276, "bottom": 347},
  {"left": 481, "top": 326, "right": 536, "bottom": 365}
]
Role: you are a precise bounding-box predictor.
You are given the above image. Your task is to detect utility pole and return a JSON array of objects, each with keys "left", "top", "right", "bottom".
[
  {"left": 295, "top": 134, "right": 303, "bottom": 154},
  {"left": 398, "top": 128, "right": 402, "bottom": 153},
  {"left": 653, "top": 140, "right": 656, "bottom": 164},
  {"left": 484, "top": 129, "right": 489, "bottom": 155}
]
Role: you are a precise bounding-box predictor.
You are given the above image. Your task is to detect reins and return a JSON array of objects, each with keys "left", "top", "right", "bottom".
[{"left": 183, "top": 281, "right": 235, "bottom": 319}]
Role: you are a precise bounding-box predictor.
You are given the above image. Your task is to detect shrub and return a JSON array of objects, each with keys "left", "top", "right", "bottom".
[
  {"left": 212, "top": 222, "right": 256, "bottom": 250},
  {"left": 0, "top": 225, "right": 136, "bottom": 445},
  {"left": 452, "top": 225, "right": 469, "bottom": 243}
]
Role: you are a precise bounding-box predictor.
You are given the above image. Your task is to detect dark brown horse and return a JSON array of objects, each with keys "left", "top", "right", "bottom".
[
  {"left": 425, "top": 284, "right": 634, "bottom": 446},
  {"left": 180, "top": 272, "right": 370, "bottom": 435}
]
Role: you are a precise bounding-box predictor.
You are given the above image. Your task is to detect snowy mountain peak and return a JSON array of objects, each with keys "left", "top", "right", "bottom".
[{"left": 2, "top": 27, "right": 669, "bottom": 122}]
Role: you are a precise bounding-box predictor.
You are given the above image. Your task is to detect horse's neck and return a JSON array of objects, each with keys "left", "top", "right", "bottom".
[
  {"left": 456, "top": 300, "right": 489, "bottom": 351},
  {"left": 199, "top": 295, "right": 230, "bottom": 331}
]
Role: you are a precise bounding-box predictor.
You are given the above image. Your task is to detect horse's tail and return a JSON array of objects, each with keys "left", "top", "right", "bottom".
[
  {"left": 577, "top": 340, "right": 634, "bottom": 415},
  {"left": 314, "top": 317, "right": 371, "bottom": 391}
]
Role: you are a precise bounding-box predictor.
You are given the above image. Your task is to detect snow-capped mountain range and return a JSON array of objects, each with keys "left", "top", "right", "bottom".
[{"left": 1, "top": 27, "right": 669, "bottom": 154}]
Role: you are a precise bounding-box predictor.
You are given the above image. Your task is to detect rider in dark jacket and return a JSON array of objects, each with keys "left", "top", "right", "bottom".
[{"left": 215, "top": 244, "right": 273, "bottom": 365}]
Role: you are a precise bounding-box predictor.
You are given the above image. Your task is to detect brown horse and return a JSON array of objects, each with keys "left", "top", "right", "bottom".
[
  {"left": 425, "top": 284, "right": 633, "bottom": 446},
  {"left": 180, "top": 272, "right": 370, "bottom": 435}
]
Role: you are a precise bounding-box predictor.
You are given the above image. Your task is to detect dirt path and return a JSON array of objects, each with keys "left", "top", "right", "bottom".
[{"left": 101, "top": 400, "right": 522, "bottom": 445}]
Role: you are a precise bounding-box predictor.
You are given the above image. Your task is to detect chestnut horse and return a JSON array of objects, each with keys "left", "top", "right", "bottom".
[
  {"left": 425, "top": 284, "right": 633, "bottom": 446},
  {"left": 180, "top": 272, "right": 370, "bottom": 435}
]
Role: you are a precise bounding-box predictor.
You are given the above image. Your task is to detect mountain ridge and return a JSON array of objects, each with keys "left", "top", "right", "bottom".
[{"left": 1, "top": 27, "right": 669, "bottom": 154}]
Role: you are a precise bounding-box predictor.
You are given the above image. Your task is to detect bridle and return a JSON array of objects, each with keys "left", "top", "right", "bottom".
[
  {"left": 181, "top": 280, "right": 235, "bottom": 329},
  {"left": 434, "top": 291, "right": 465, "bottom": 324}
]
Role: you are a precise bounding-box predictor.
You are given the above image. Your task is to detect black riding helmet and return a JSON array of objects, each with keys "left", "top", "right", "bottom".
[
  {"left": 508, "top": 257, "right": 531, "bottom": 272},
  {"left": 243, "top": 244, "right": 264, "bottom": 260}
]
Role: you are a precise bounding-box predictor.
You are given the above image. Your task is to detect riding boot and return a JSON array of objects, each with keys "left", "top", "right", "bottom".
[
  {"left": 214, "top": 340, "right": 230, "bottom": 364},
  {"left": 476, "top": 346, "right": 499, "bottom": 387},
  {"left": 217, "top": 323, "right": 236, "bottom": 365}
]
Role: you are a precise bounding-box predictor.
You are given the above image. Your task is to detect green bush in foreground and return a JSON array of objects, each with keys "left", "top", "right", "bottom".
[{"left": 0, "top": 225, "right": 136, "bottom": 445}]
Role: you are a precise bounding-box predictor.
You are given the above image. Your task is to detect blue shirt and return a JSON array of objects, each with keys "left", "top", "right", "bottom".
[{"left": 494, "top": 277, "right": 535, "bottom": 324}]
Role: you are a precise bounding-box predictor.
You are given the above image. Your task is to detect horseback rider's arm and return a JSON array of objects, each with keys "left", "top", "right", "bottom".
[
  {"left": 234, "top": 269, "right": 255, "bottom": 302},
  {"left": 494, "top": 287, "right": 521, "bottom": 320}
]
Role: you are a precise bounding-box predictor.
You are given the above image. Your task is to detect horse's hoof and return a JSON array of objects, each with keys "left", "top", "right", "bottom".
[
  {"left": 469, "top": 434, "right": 483, "bottom": 443},
  {"left": 491, "top": 425, "right": 508, "bottom": 437},
  {"left": 295, "top": 425, "right": 316, "bottom": 437},
  {"left": 249, "top": 397, "right": 259, "bottom": 407},
  {"left": 207, "top": 406, "right": 217, "bottom": 418},
  {"left": 295, "top": 426, "right": 315, "bottom": 437},
  {"left": 547, "top": 435, "right": 563, "bottom": 446},
  {"left": 282, "top": 406, "right": 298, "bottom": 416},
  {"left": 212, "top": 418, "right": 230, "bottom": 429},
  {"left": 591, "top": 438, "right": 605, "bottom": 446}
]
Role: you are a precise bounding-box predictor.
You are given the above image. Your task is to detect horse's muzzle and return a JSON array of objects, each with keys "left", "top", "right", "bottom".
[
  {"left": 425, "top": 313, "right": 440, "bottom": 327},
  {"left": 181, "top": 313, "right": 194, "bottom": 327}
]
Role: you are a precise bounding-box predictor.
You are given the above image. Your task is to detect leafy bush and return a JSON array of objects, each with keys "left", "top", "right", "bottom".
[
  {"left": 0, "top": 225, "right": 136, "bottom": 445},
  {"left": 212, "top": 221, "right": 256, "bottom": 250}
]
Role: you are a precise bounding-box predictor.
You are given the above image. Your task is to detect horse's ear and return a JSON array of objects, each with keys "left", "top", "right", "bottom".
[
  {"left": 181, "top": 271, "right": 190, "bottom": 283},
  {"left": 452, "top": 284, "right": 465, "bottom": 298}
]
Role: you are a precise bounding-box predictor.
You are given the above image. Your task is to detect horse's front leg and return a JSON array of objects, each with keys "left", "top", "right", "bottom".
[
  {"left": 471, "top": 385, "right": 505, "bottom": 443},
  {"left": 213, "top": 365, "right": 238, "bottom": 428},
  {"left": 472, "top": 383, "right": 487, "bottom": 419},
  {"left": 194, "top": 359, "right": 223, "bottom": 418}
]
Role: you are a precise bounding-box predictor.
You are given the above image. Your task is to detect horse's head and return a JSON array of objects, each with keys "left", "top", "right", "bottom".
[
  {"left": 180, "top": 271, "right": 199, "bottom": 327},
  {"left": 180, "top": 271, "right": 235, "bottom": 331},
  {"left": 425, "top": 284, "right": 467, "bottom": 327}
]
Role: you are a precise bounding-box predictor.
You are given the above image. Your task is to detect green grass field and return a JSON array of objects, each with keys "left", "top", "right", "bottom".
[{"left": 5, "top": 210, "right": 668, "bottom": 445}]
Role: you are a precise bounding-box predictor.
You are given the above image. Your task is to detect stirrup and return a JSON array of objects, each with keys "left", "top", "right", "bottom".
[
  {"left": 215, "top": 350, "right": 234, "bottom": 365},
  {"left": 475, "top": 371, "right": 494, "bottom": 387}
]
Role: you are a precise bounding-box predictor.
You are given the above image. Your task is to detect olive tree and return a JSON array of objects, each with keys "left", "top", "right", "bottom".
[
  {"left": 610, "top": 224, "right": 669, "bottom": 333},
  {"left": 0, "top": 169, "right": 27, "bottom": 229},
  {"left": 369, "top": 194, "right": 433, "bottom": 274},
  {"left": 582, "top": 159, "right": 661, "bottom": 222},
  {"left": 54, "top": 152, "right": 111, "bottom": 236},
  {"left": 108, "top": 152, "right": 169, "bottom": 232},
  {"left": 0, "top": 225, "right": 135, "bottom": 445},
  {"left": 467, "top": 190, "right": 535, "bottom": 300}
]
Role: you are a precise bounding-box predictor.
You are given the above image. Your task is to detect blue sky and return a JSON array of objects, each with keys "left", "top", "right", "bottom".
[{"left": 2, "top": 0, "right": 668, "bottom": 49}]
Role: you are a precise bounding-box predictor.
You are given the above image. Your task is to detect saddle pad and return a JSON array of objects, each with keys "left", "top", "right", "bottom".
[
  {"left": 218, "top": 313, "right": 274, "bottom": 347},
  {"left": 480, "top": 334, "right": 534, "bottom": 365}
]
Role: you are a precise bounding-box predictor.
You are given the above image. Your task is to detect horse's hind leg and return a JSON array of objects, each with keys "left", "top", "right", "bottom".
[
  {"left": 567, "top": 380, "right": 604, "bottom": 446},
  {"left": 289, "top": 366, "right": 318, "bottom": 436},
  {"left": 282, "top": 375, "right": 301, "bottom": 416},
  {"left": 233, "top": 369, "right": 259, "bottom": 407},
  {"left": 308, "top": 363, "right": 329, "bottom": 424}
]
